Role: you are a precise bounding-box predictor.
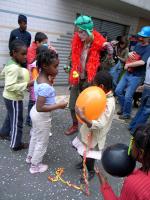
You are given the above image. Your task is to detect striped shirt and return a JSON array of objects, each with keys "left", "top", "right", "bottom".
[{"left": 101, "top": 169, "right": 150, "bottom": 200}]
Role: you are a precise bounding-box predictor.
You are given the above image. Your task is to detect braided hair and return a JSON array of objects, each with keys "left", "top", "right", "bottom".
[
  {"left": 9, "top": 39, "right": 26, "bottom": 57},
  {"left": 36, "top": 47, "right": 58, "bottom": 71},
  {"left": 133, "top": 123, "right": 150, "bottom": 173}
]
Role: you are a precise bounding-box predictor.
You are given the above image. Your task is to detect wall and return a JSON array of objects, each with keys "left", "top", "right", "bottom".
[
  {"left": 0, "top": 0, "right": 139, "bottom": 72},
  {"left": 136, "top": 17, "right": 150, "bottom": 32},
  {"left": 121, "top": 0, "right": 150, "bottom": 11}
]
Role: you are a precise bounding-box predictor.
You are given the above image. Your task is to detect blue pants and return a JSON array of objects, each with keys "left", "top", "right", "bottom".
[
  {"left": 0, "top": 98, "right": 23, "bottom": 148},
  {"left": 129, "top": 86, "right": 150, "bottom": 134},
  {"left": 115, "top": 72, "right": 142, "bottom": 117},
  {"left": 109, "top": 61, "right": 123, "bottom": 88}
]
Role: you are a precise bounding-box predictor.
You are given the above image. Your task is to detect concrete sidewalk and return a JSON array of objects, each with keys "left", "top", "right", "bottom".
[{"left": 0, "top": 87, "right": 135, "bottom": 200}]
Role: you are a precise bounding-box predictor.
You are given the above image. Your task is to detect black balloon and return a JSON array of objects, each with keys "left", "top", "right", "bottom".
[{"left": 102, "top": 143, "right": 136, "bottom": 177}]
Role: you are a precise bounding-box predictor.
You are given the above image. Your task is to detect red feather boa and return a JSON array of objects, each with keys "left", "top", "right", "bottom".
[{"left": 69, "top": 30, "right": 106, "bottom": 85}]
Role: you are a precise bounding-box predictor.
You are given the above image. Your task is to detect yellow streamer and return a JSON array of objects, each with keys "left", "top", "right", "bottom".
[
  {"left": 48, "top": 132, "right": 93, "bottom": 196},
  {"left": 48, "top": 168, "right": 83, "bottom": 191}
]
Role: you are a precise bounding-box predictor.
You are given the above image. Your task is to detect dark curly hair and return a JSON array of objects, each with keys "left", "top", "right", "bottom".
[
  {"left": 34, "top": 32, "right": 48, "bottom": 43},
  {"left": 133, "top": 123, "right": 150, "bottom": 173},
  {"left": 36, "top": 47, "right": 58, "bottom": 71},
  {"left": 9, "top": 39, "right": 26, "bottom": 57},
  {"left": 94, "top": 71, "right": 113, "bottom": 91}
]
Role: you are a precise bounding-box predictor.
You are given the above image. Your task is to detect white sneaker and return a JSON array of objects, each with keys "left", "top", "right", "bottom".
[
  {"left": 26, "top": 156, "right": 32, "bottom": 164},
  {"left": 29, "top": 163, "right": 48, "bottom": 174},
  {"left": 49, "top": 132, "right": 52, "bottom": 137}
]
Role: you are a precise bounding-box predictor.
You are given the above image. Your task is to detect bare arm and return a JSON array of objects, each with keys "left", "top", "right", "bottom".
[
  {"left": 36, "top": 96, "right": 67, "bottom": 112},
  {"left": 124, "top": 60, "right": 145, "bottom": 70},
  {"left": 75, "top": 106, "right": 92, "bottom": 128}
]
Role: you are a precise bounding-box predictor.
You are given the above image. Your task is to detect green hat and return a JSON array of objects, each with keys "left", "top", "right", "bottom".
[{"left": 74, "top": 15, "right": 94, "bottom": 36}]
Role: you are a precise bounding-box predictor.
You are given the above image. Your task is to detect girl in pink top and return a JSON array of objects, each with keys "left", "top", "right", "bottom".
[{"left": 96, "top": 123, "right": 150, "bottom": 200}]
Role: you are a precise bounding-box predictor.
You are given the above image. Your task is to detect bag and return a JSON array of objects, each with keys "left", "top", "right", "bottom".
[{"left": 126, "top": 52, "right": 141, "bottom": 72}]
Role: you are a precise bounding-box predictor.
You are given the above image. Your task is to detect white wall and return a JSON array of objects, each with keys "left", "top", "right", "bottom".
[
  {"left": 121, "top": 0, "right": 150, "bottom": 11},
  {"left": 0, "top": 0, "right": 139, "bottom": 69}
]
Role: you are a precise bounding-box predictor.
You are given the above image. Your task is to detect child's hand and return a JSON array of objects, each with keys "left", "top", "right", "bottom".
[
  {"left": 94, "top": 167, "right": 107, "bottom": 185},
  {"left": 58, "top": 101, "right": 68, "bottom": 109},
  {"left": 75, "top": 106, "right": 85, "bottom": 120},
  {"left": 27, "top": 80, "right": 34, "bottom": 88}
]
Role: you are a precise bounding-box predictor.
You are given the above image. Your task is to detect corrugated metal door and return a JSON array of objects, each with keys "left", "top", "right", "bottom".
[{"left": 92, "top": 17, "right": 129, "bottom": 40}]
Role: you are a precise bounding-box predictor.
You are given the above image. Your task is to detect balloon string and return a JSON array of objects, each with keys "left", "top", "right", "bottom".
[
  {"left": 83, "top": 150, "right": 90, "bottom": 196},
  {"left": 82, "top": 132, "right": 93, "bottom": 196}
]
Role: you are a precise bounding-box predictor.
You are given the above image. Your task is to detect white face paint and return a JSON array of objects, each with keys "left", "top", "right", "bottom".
[{"left": 78, "top": 29, "right": 89, "bottom": 41}]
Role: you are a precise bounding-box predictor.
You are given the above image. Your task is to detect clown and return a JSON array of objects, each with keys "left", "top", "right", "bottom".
[{"left": 65, "top": 15, "right": 106, "bottom": 135}]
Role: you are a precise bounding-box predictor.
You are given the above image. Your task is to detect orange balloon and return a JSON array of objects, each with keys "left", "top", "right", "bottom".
[
  {"left": 32, "top": 68, "right": 39, "bottom": 80},
  {"left": 76, "top": 86, "right": 107, "bottom": 123}
]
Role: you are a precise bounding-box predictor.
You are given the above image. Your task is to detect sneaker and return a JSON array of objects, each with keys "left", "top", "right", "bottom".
[
  {"left": 0, "top": 134, "right": 10, "bottom": 141},
  {"left": 65, "top": 125, "right": 78, "bottom": 136},
  {"left": 26, "top": 156, "right": 32, "bottom": 164},
  {"left": 29, "top": 163, "right": 48, "bottom": 174},
  {"left": 12, "top": 143, "right": 29, "bottom": 151}
]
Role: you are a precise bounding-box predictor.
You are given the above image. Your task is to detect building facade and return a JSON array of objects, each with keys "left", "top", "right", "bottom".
[{"left": 0, "top": 0, "right": 149, "bottom": 85}]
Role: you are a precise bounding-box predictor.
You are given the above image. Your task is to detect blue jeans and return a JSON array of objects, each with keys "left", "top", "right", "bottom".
[
  {"left": 109, "top": 61, "right": 123, "bottom": 88},
  {"left": 129, "top": 86, "right": 150, "bottom": 134},
  {"left": 115, "top": 72, "right": 142, "bottom": 117}
]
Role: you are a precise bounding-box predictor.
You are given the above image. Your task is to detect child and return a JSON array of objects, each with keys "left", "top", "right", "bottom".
[
  {"left": 27, "top": 32, "right": 48, "bottom": 65},
  {"left": 26, "top": 32, "right": 48, "bottom": 126},
  {"left": 0, "top": 40, "right": 33, "bottom": 150},
  {"left": 95, "top": 123, "right": 150, "bottom": 200},
  {"left": 26, "top": 48, "right": 67, "bottom": 174},
  {"left": 72, "top": 71, "right": 115, "bottom": 182}
]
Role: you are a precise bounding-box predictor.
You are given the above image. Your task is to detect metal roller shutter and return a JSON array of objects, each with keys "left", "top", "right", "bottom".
[
  {"left": 92, "top": 18, "right": 103, "bottom": 33},
  {"left": 100, "top": 21, "right": 127, "bottom": 40},
  {"left": 92, "top": 17, "right": 129, "bottom": 41}
]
